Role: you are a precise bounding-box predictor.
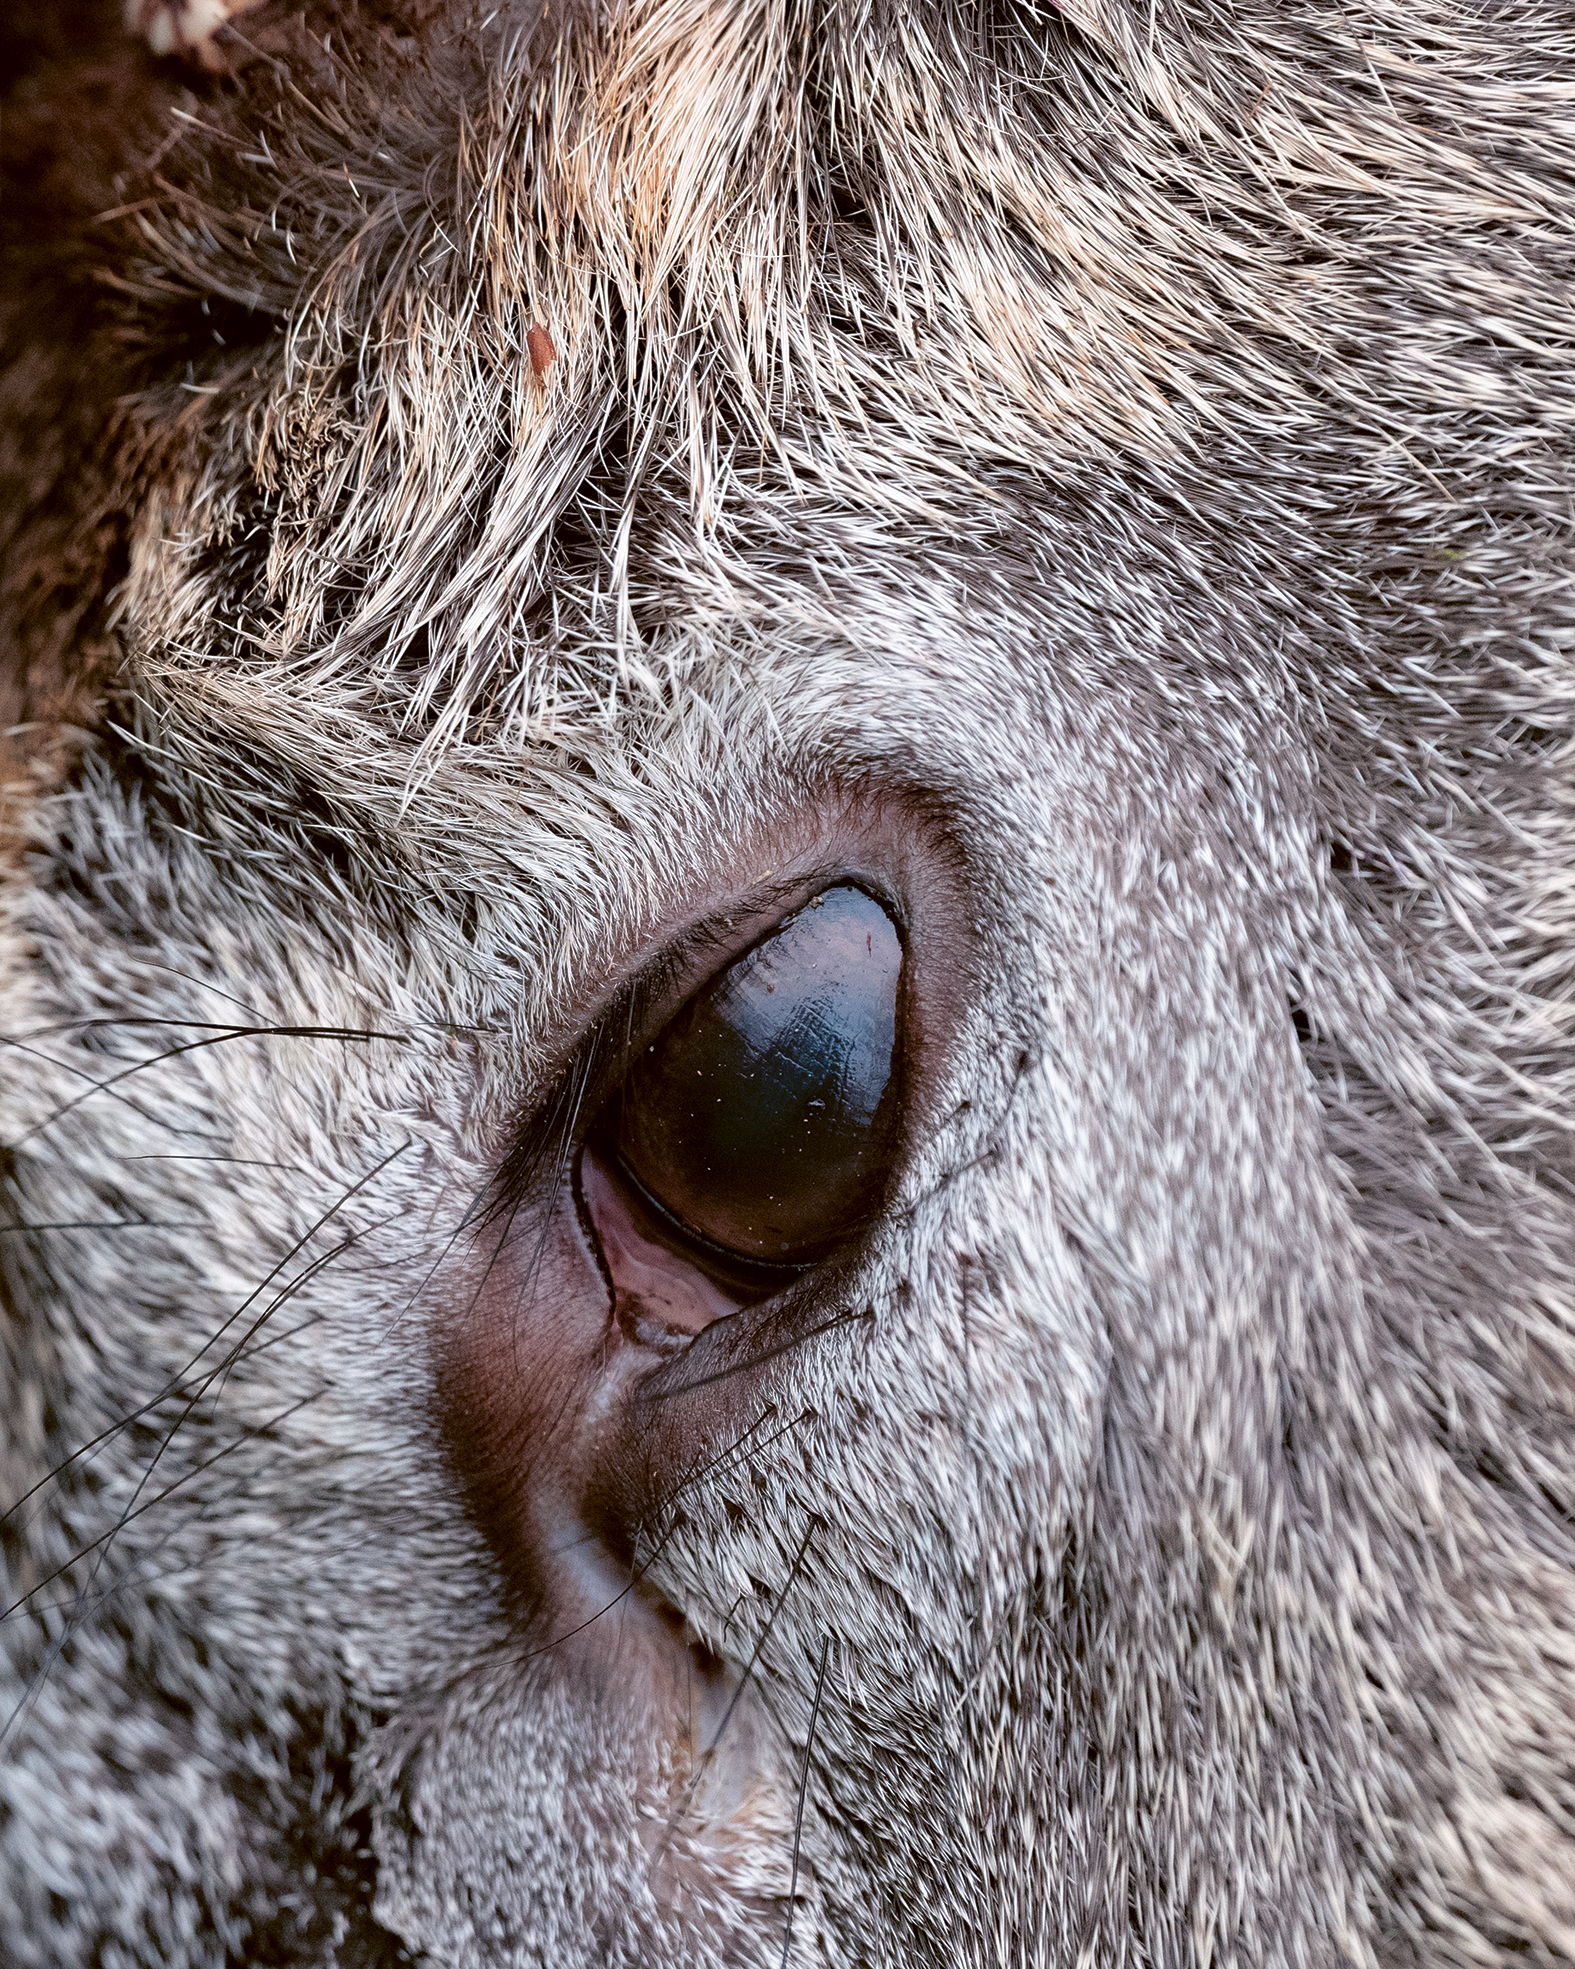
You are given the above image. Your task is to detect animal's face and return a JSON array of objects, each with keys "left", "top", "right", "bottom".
[{"left": 3, "top": 2, "right": 1574, "bottom": 1963}]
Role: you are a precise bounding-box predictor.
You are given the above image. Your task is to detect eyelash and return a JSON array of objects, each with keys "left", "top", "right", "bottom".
[
  {"left": 485, "top": 1018, "right": 623, "bottom": 1233},
  {"left": 482, "top": 915, "right": 720, "bottom": 1232}
]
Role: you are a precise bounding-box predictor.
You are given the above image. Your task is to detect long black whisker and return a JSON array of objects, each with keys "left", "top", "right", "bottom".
[
  {"left": 703, "top": 1521, "right": 816, "bottom": 1762},
  {"left": 369, "top": 1167, "right": 500, "bottom": 1346},
  {"left": 653, "top": 1522, "right": 818, "bottom": 1874},
  {"left": 658, "top": 1407, "right": 808, "bottom": 1519},
  {"left": 1, "top": 1393, "right": 314, "bottom": 1621},
  {"left": 553, "top": 1406, "right": 796, "bottom": 1567},
  {"left": 4, "top": 1018, "right": 304, "bottom": 1043},
  {"left": 0, "top": 1220, "right": 209, "bottom": 1234},
  {"left": 780, "top": 1635, "right": 831, "bottom": 1969},
  {"left": 525, "top": 1409, "right": 812, "bottom": 1659},
  {"left": 639, "top": 1309, "right": 872, "bottom": 1404},
  {"left": 9, "top": 1025, "right": 409, "bottom": 1147},
  {"left": 6, "top": 1294, "right": 334, "bottom": 1557},
  {"left": 0, "top": 1141, "right": 409, "bottom": 1527},
  {"left": 0, "top": 1259, "right": 334, "bottom": 1538},
  {"left": 650, "top": 1405, "right": 780, "bottom": 1511},
  {"left": 137, "top": 959, "right": 269, "bottom": 1022},
  {"left": 228, "top": 1309, "right": 328, "bottom": 1365},
  {"left": 0, "top": 1232, "right": 353, "bottom": 1557},
  {"left": 0, "top": 1395, "right": 316, "bottom": 1749},
  {"left": 0, "top": 1035, "right": 211, "bottom": 1139},
  {"left": 25, "top": 1534, "right": 211, "bottom": 1623},
  {"left": 6, "top": 1012, "right": 505, "bottom": 1045},
  {"left": 205, "top": 1232, "right": 363, "bottom": 1407},
  {"left": 21, "top": 1459, "right": 267, "bottom": 1625},
  {"left": 127, "top": 1155, "right": 310, "bottom": 1170},
  {"left": 513, "top": 1493, "right": 704, "bottom": 1667}
]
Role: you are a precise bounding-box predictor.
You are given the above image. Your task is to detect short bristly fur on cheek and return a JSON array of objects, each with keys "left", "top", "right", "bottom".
[{"left": 3, "top": 0, "right": 1575, "bottom": 1966}]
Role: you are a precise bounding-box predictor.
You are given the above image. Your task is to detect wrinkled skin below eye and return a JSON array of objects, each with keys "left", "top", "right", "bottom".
[{"left": 435, "top": 1114, "right": 826, "bottom": 1931}]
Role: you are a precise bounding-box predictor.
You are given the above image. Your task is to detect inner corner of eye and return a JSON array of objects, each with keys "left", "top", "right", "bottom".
[{"left": 578, "top": 884, "right": 904, "bottom": 1328}]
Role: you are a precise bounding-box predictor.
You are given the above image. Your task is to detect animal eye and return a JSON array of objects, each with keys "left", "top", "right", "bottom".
[{"left": 606, "top": 885, "right": 904, "bottom": 1270}]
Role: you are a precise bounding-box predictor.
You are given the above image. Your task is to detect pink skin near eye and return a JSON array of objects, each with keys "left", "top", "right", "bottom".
[{"left": 578, "top": 1145, "right": 746, "bottom": 1339}]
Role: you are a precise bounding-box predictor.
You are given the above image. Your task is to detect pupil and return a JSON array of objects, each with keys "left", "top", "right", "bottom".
[{"left": 613, "top": 886, "right": 903, "bottom": 1262}]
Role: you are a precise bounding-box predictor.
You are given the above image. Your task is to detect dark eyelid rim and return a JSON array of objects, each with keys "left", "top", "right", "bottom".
[{"left": 485, "top": 869, "right": 910, "bottom": 1233}]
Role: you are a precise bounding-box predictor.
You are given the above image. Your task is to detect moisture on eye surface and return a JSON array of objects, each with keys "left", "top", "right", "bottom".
[{"left": 613, "top": 885, "right": 903, "bottom": 1263}]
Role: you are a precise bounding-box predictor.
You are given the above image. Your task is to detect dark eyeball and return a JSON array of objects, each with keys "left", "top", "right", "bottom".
[{"left": 609, "top": 885, "right": 903, "bottom": 1265}]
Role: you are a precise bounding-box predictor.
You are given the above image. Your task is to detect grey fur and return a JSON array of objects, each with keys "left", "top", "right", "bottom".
[{"left": 3, "top": 0, "right": 1574, "bottom": 1963}]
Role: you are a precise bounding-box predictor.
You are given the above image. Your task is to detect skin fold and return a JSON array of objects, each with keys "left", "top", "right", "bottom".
[{"left": 2, "top": 1, "right": 1574, "bottom": 1963}]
